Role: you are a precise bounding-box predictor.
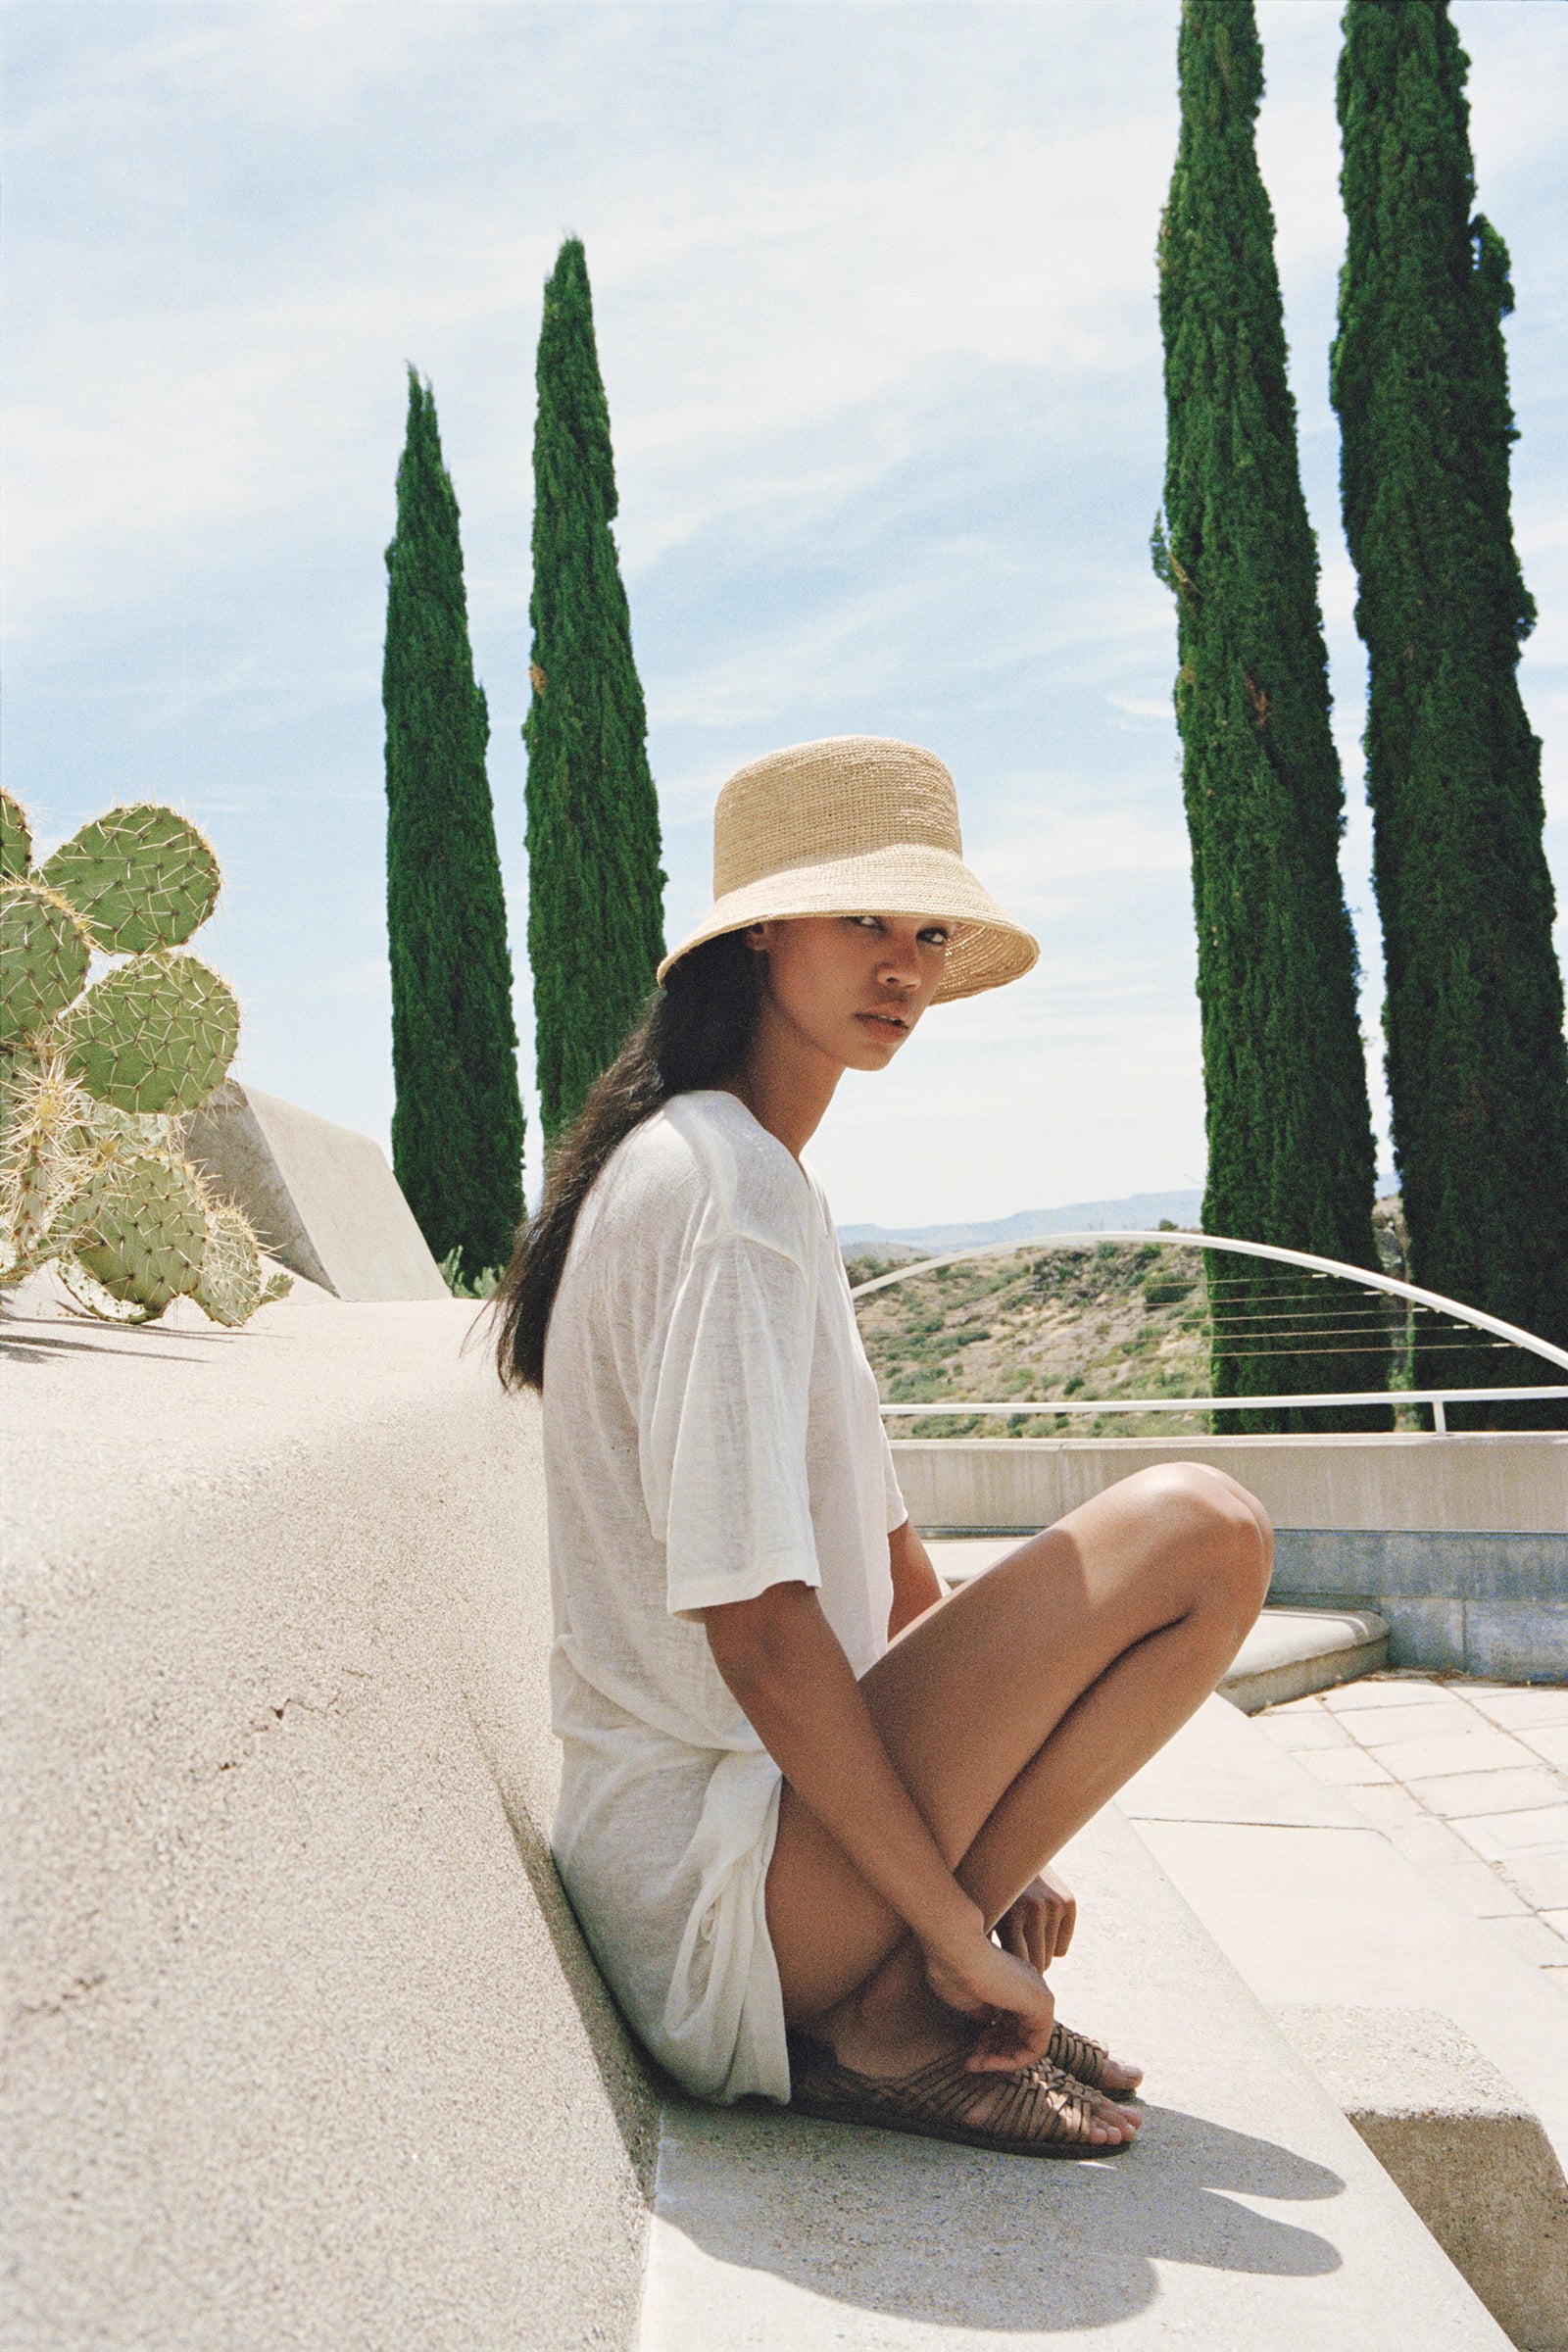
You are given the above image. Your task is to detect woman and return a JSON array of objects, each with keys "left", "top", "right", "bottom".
[{"left": 492, "top": 735, "right": 1270, "bottom": 2158}]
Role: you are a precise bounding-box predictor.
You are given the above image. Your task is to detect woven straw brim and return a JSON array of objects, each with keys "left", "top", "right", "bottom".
[{"left": 657, "top": 842, "right": 1039, "bottom": 1004}]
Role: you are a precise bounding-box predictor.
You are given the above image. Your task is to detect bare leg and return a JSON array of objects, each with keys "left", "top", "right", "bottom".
[{"left": 765, "top": 1463, "right": 1271, "bottom": 2104}]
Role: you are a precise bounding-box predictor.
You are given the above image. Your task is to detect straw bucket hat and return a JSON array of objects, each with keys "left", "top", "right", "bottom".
[{"left": 657, "top": 736, "right": 1039, "bottom": 1004}]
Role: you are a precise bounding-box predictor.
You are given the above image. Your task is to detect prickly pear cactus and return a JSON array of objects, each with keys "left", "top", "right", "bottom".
[
  {"left": 0, "top": 881, "right": 94, "bottom": 1046},
  {"left": 40, "top": 804, "right": 220, "bottom": 954},
  {"left": 0, "top": 791, "right": 283, "bottom": 1327},
  {"left": 70, "top": 1152, "right": 211, "bottom": 1316},
  {"left": 195, "top": 1196, "right": 292, "bottom": 1327},
  {"left": 0, "top": 1053, "right": 111, "bottom": 1280},
  {"left": 0, "top": 790, "right": 30, "bottom": 881},
  {"left": 59, "top": 951, "right": 240, "bottom": 1116}
]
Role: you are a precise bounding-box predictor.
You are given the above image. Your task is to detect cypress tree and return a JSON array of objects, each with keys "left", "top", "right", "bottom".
[
  {"left": 1155, "top": 0, "right": 1389, "bottom": 1433},
  {"left": 1333, "top": 0, "right": 1568, "bottom": 1427},
  {"left": 525, "top": 238, "right": 666, "bottom": 1145},
  {"left": 383, "top": 368, "right": 526, "bottom": 1280}
]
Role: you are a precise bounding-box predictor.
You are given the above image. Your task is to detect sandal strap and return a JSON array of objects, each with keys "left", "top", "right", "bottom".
[
  {"left": 1046, "top": 2019, "right": 1111, "bottom": 2090},
  {"left": 793, "top": 2044, "right": 1097, "bottom": 2149}
]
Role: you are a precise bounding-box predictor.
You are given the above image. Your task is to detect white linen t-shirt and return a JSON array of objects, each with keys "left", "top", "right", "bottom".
[
  {"left": 542, "top": 1088, "right": 907, "bottom": 2102},
  {"left": 545, "top": 1088, "right": 906, "bottom": 1734}
]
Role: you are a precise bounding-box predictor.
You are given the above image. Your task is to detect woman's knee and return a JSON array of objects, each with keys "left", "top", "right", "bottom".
[{"left": 1120, "top": 1461, "right": 1272, "bottom": 1619}]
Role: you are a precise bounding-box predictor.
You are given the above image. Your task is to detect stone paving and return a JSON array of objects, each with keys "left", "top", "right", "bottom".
[{"left": 1256, "top": 1675, "right": 1568, "bottom": 1991}]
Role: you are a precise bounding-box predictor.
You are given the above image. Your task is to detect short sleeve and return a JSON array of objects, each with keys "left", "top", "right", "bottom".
[
  {"left": 880, "top": 1415, "right": 908, "bottom": 1535},
  {"left": 641, "top": 1232, "right": 822, "bottom": 1621}
]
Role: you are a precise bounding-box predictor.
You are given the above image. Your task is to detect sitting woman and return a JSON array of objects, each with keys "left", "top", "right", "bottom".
[{"left": 491, "top": 736, "right": 1270, "bottom": 2158}]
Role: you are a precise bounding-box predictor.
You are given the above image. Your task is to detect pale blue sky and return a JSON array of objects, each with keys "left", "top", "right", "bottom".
[{"left": 4, "top": 1, "right": 1564, "bottom": 1227}]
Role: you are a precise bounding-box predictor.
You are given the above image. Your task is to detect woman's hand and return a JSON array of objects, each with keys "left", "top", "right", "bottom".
[
  {"left": 920, "top": 1921, "right": 1056, "bottom": 2073},
  {"left": 996, "top": 1867, "right": 1076, "bottom": 1976}
]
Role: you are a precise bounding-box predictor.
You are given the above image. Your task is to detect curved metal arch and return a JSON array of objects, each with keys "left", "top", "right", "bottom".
[{"left": 848, "top": 1228, "right": 1568, "bottom": 1374}]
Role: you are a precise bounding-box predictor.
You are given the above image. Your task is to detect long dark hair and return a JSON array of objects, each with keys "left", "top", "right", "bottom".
[{"left": 491, "top": 930, "right": 761, "bottom": 1391}]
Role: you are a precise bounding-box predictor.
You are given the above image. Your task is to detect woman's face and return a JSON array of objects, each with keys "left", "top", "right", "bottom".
[{"left": 747, "top": 912, "right": 952, "bottom": 1072}]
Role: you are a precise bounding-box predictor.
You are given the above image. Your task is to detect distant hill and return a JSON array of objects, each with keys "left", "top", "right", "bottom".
[
  {"left": 838, "top": 1176, "right": 1398, "bottom": 1259},
  {"left": 844, "top": 1200, "right": 1413, "bottom": 1440},
  {"left": 836, "top": 1190, "right": 1203, "bottom": 1255},
  {"left": 846, "top": 1236, "right": 1213, "bottom": 1438}
]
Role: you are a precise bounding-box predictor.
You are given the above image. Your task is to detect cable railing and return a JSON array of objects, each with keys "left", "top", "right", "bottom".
[{"left": 849, "top": 1229, "right": 1568, "bottom": 1435}]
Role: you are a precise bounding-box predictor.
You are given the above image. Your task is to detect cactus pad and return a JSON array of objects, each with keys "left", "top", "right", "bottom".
[
  {"left": 193, "top": 1196, "right": 266, "bottom": 1326},
  {"left": 60, "top": 952, "right": 239, "bottom": 1115},
  {"left": 0, "top": 1055, "right": 95, "bottom": 1278},
  {"left": 0, "top": 881, "right": 94, "bottom": 1046},
  {"left": 40, "top": 803, "right": 220, "bottom": 953},
  {"left": 73, "top": 1152, "right": 209, "bottom": 1313},
  {"left": 0, "top": 789, "right": 30, "bottom": 879}
]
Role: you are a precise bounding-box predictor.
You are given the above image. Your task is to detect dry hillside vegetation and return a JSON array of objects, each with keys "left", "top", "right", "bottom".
[{"left": 847, "top": 1240, "right": 1213, "bottom": 1439}]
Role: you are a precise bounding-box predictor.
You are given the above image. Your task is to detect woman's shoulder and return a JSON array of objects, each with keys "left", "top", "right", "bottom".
[{"left": 638, "top": 1092, "right": 822, "bottom": 1266}]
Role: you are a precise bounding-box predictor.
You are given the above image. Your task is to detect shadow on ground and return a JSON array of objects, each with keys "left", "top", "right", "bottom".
[{"left": 655, "top": 2097, "right": 1345, "bottom": 2334}]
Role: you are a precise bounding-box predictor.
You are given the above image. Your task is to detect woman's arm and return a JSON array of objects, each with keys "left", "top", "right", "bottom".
[
  {"left": 703, "top": 1579, "right": 1054, "bottom": 2068},
  {"left": 887, "top": 1516, "right": 945, "bottom": 1640},
  {"left": 885, "top": 1531, "right": 1077, "bottom": 1979}
]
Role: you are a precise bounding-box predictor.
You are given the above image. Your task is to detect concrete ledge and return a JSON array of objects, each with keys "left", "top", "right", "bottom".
[
  {"left": 1273, "top": 2004, "right": 1568, "bottom": 2351},
  {"left": 1, "top": 1288, "right": 656, "bottom": 2351},
  {"left": 901, "top": 1437, "right": 1567, "bottom": 1677},
  {"left": 1123, "top": 1698, "right": 1568, "bottom": 2349},
  {"left": 1219, "top": 1607, "right": 1389, "bottom": 1714},
  {"left": 1268, "top": 1589, "right": 1568, "bottom": 1680},
  {"left": 0, "top": 1296, "right": 1542, "bottom": 2349},
  {"left": 892, "top": 1432, "right": 1567, "bottom": 1537},
  {"left": 1270, "top": 1532, "right": 1568, "bottom": 1678},
  {"left": 181, "top": 1080, "right": 450, "bottom": 1301},
  {"left": 640, "top": 1804, "right": 1511, "bottom": 2347}
]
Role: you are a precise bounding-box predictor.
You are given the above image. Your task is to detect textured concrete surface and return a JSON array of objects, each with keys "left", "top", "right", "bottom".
[
  {"left": 1218, "top": 1607, "right": 1388, "bottom": 1712},
  {"left": 901, "top": 1434, "right": 1567, "bottom": 1675},
  {"left": 894, "top": 1431, "right": 1566, "bottom": 1537},
  {"left": 2, "top": 1291, "right": 1548, "bottom": 2352},
  {"left": 1274, "top": 2004, "right": 1568, "bottom": 2350},
  {"left": 639, "top": 1805, "right": 1509, "bottom": 2348},
  {"left": 1267, "top": 1535, "right": 1568, "bottom": 1677},
  {"left": 1259, "top": 1678, "right": 1568, "bottom": 1995},
  {"left": 1, "top": 1284, "right": 657, "bottom": 2352},
  {"left": 1124, "top": 1696, "right": 1568, "bottom": 2335},
  {"left": 181, "top": 1079, "right": 450, "bottom": 1300}
]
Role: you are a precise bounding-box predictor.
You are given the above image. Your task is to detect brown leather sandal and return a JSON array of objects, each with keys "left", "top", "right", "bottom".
[
  {"left": 1047, "top": 2019, "right": 1140, "bottom": 2095},
  {"left": 789, "top": 2039, "right": 1134, "bottom": 2160}
]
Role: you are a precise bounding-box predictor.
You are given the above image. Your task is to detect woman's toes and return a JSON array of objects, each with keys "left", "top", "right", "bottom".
[{"left": 1084, "top": 2082, "right": 1141, "bottom": 2133}]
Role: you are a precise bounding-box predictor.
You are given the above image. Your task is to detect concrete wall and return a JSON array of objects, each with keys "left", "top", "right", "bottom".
[
  {"left": 892, "top": 1434, "right": 1568, "bottom": 1677},
  {"left": 0, "top": 1281, "right": 658, "bottom": 2352},
  {"left": 181, "top": 1081, "right": 451, "bottom": 1301}
]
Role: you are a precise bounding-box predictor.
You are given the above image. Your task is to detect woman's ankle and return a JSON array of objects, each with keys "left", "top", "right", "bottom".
[{"left": 812, "top": 1941, "right": 968, "bottom": 2079}]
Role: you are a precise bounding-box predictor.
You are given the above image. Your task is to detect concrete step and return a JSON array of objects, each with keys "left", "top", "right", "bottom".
[
  {"left": 1121, "top": 1695, "right": 1568, "bottom": 2348},
  {"left": 638, "top": 1800, "right": 1510, "bottom": 2349},
  {"left": 927, "top": 1540, "right": 1389, "bottom": 1711},
  {"left": 1219, "top": 1606, "right": 1388, "bottom": 1712}
]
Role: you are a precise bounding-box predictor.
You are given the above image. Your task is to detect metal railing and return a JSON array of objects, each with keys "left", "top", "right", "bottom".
[{"left": 849, "top": 1229, "right": 1568, "bottom": 1435}]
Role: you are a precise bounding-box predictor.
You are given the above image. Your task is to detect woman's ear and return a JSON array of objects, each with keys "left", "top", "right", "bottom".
[{"left": 744, "top": 922, "right": 770, "bottom": 955}]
